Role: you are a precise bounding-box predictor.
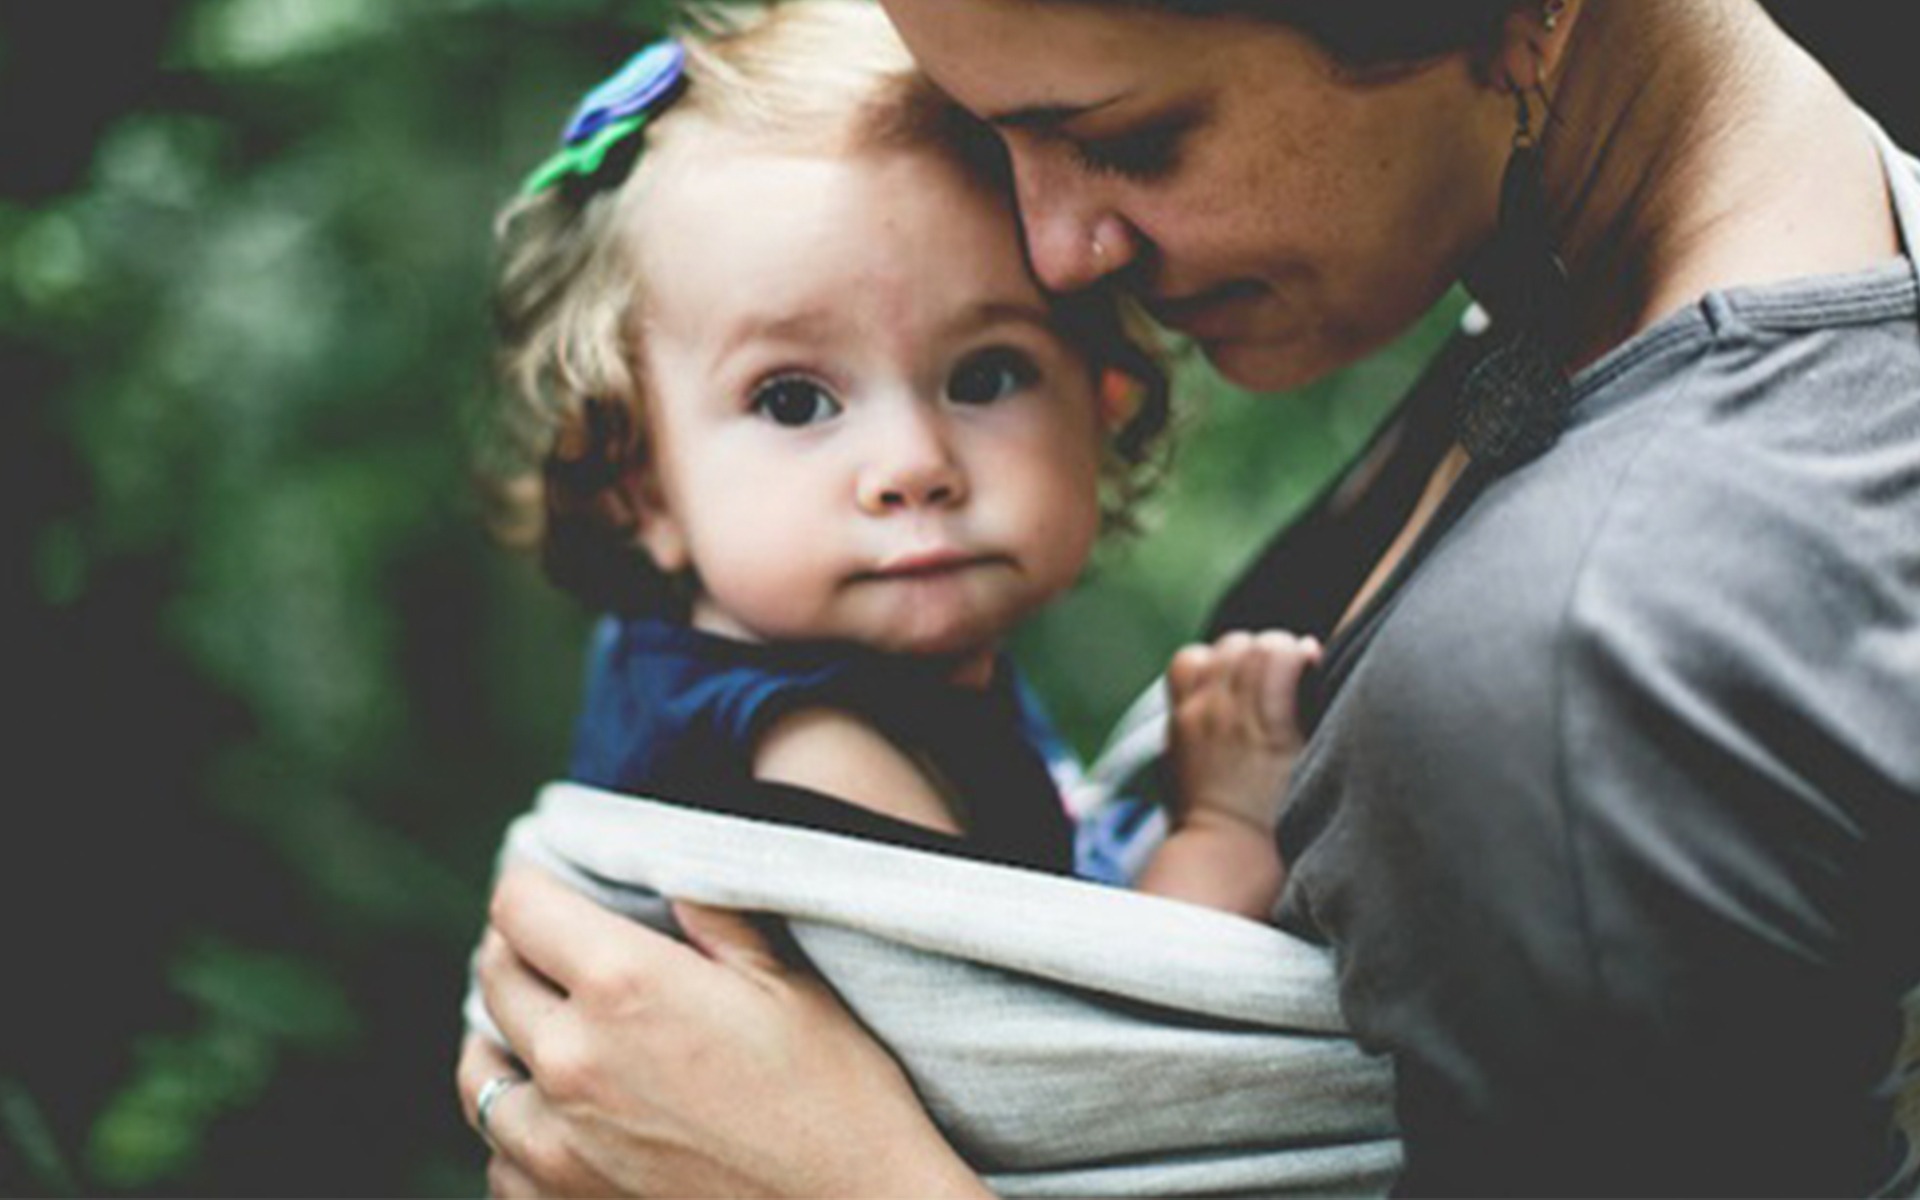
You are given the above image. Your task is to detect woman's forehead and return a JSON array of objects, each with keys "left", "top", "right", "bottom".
[
  {"left": 880, "top": 0, "right": 1164, "bottom": 94},
  {"left": 878, "top": 0, "right": 1293, "bottom": 118}
]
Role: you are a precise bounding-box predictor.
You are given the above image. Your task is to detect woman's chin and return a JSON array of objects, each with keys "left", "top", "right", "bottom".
[{"left": 1196, "top": 336, "right": 1327, "bottom": 394}]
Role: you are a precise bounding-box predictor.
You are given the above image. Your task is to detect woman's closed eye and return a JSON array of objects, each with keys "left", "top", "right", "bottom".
[
  {"left": 948, "top": 346, "right": 1040, "bottom": 407},
  {"left": 752, "top": 375, "right": 842, "bottom": 427},
  {"left": 1066, "top": 122, "right": 1183, "bottom": 182}
]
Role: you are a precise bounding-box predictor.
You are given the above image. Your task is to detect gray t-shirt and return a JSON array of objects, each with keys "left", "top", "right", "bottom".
[{"left": 1279, "top": 130, "right": 1920, "bottom": 1195}]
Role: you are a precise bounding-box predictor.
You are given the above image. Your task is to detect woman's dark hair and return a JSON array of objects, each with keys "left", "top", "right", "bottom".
[{"left": 1144, "top": 0, "right": 1519, "bottom": 71}]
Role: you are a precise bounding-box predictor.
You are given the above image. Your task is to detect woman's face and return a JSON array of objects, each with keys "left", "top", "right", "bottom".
[{"left": 880, "top": 0, "right": 1513, "bottom": 390}]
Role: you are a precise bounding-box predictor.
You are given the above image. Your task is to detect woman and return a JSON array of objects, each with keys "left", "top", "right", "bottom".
[{"left": 460, "top": 0, "right": 1920, "bottom": 1193}]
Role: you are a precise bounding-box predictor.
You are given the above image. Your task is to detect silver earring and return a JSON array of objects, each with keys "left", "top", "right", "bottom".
[{"left": 1543, "top": 0, "right": 1565, "bottom": 32}]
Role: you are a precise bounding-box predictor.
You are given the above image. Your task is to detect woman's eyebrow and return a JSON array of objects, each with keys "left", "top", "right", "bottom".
[{"left": 984, "top": 94, "right": 1127, "bottom": 132}]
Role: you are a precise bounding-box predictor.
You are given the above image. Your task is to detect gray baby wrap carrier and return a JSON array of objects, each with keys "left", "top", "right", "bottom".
[{"left": 471, "top": 766, "right": 1401, "bottom": 1198}]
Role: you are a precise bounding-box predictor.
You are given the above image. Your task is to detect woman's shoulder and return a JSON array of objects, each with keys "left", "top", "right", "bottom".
[
  {"left": 1494, "top": 253, "right": 1920, "bottom": 586},
  {"left": 1533, "top": 286, "right": 1920, "bottom": 807},
  {"left": 1567, "top": 263, "right": 1920, "bottom": 585},
  {"left": 1382, "top": 283, "right": 1920, "bottom": 740}
]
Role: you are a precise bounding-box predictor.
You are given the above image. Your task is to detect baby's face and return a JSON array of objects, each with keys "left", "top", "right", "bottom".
[{"left": 629, "top": 144, "right": 1106, "bottom": 676}]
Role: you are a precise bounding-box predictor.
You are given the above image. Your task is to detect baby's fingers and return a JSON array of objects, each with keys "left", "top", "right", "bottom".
[
  {"left": 1168, "top": 641, "right": 1221, "bottom": 700},
  {"left": 1242, "top": 631, "right": 1321, "bottom": 736}
]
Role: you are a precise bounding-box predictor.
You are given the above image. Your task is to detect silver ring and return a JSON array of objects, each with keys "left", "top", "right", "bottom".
[{"left": 475, "top": 1073, "right": 525, "bottom": 1146}]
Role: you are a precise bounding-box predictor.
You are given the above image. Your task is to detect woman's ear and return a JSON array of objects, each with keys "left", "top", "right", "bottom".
[
  {"left": 1492, "top": 0, "right": 1583, "bottom": 94},
  {"left": 627, "top": 467, "right": 690, "bottom": 574}
]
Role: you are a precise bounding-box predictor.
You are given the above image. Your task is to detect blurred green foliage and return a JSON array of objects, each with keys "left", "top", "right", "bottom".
[
  {"left": 4, "top": 1, "right": 675, "bottom": 1192},
  {"left": 2, "top": 0, "right": 1903, "bottom": 1194}
]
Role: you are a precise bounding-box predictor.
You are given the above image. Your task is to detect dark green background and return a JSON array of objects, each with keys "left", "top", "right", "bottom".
[{"left": 2, "top": 1, "right": 1904, "bottom": 1193}]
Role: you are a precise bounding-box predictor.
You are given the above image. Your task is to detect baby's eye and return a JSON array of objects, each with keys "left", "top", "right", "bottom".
[
  {"left": 948, "top": 347, "right": 1039, "bottom": 407},
  {"left": 751, "top": 377, "right": 842, "bottom": 427}
]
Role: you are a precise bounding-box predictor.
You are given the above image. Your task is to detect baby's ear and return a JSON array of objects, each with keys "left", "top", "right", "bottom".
[
  {"left": 1097, "top": 367, "right": 1143, "bottom": 435},
  {"left": 627, "top": 468, "right": 690, "bottom": 574}
]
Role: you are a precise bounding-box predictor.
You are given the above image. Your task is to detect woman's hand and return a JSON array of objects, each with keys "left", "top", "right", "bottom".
[{"left": 458, "top": 865, "right": 989, "bottom": 1198}]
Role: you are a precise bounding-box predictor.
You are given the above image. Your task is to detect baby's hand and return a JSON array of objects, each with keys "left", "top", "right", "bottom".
[
  {"left": 1166, "top": 629, "right": 1322, "bottom": 836},
  {"left": 1136, "top": 630, "right": 1322, "bottom": 918}
]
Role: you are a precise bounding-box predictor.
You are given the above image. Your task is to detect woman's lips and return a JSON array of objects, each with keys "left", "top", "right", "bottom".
[{"left": 1144, "top": 281, "right": 1264, "bottom": 339}]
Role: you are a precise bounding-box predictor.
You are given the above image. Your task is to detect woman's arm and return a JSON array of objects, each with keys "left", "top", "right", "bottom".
[{"left": 461, "top": 865, "right": 992, "bottom": 1198}]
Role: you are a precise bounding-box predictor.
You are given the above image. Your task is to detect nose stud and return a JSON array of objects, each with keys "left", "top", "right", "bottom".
[{"left": 1084, "top": 214, "right": 1132, "bottom": 280}]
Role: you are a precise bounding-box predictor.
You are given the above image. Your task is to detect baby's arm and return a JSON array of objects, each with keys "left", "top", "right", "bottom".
[
  {"left": 1135, "top": 630, "right": 1321, "bottom": 919},
  {"left": 754, "top": 708, "right": 963, "bottom": 834}
]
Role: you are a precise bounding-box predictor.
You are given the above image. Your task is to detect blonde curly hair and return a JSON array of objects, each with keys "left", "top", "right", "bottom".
[{"left": 484, "top": 0, "right": 1169, "bottom": 615}]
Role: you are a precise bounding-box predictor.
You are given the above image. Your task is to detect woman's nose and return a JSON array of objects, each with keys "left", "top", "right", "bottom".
[
  {"left": 1013, "top": 156, "right": 1139, "bottom": 293},
  {"left": 856, "top": 411, "right": 967, "bottom": 513}
]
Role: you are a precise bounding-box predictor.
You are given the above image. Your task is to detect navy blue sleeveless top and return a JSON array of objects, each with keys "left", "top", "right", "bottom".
[{"left": 568, "top": 618, "right": 1075, "bottom": 875}]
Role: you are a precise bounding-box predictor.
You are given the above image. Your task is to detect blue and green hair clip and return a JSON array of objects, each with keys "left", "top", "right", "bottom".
[{"left": 520, "top": 39, "right": 688, "bottom": 198}]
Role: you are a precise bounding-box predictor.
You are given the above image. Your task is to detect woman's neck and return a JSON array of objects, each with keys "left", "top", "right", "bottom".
[{"left": 1542, "top": 0, "right": 1899, "bottom": 370}]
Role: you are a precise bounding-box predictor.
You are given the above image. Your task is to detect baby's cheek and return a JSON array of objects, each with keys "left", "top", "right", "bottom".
[
  {"left": 688, "top": 518, "right": 836, "bottom": 634},
  {"left": 1034, "top": 493, "right": 1103, "bottom": 594}
]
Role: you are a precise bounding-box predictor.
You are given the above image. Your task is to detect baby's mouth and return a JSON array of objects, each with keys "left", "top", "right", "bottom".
[{"left": 856, "top": 549, "right": 1002, "bottom": 581}]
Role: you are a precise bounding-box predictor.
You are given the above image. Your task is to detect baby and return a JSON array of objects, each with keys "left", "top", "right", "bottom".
[{"left": 486, "top": 0, "right": 1320, "bottom": 919}]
